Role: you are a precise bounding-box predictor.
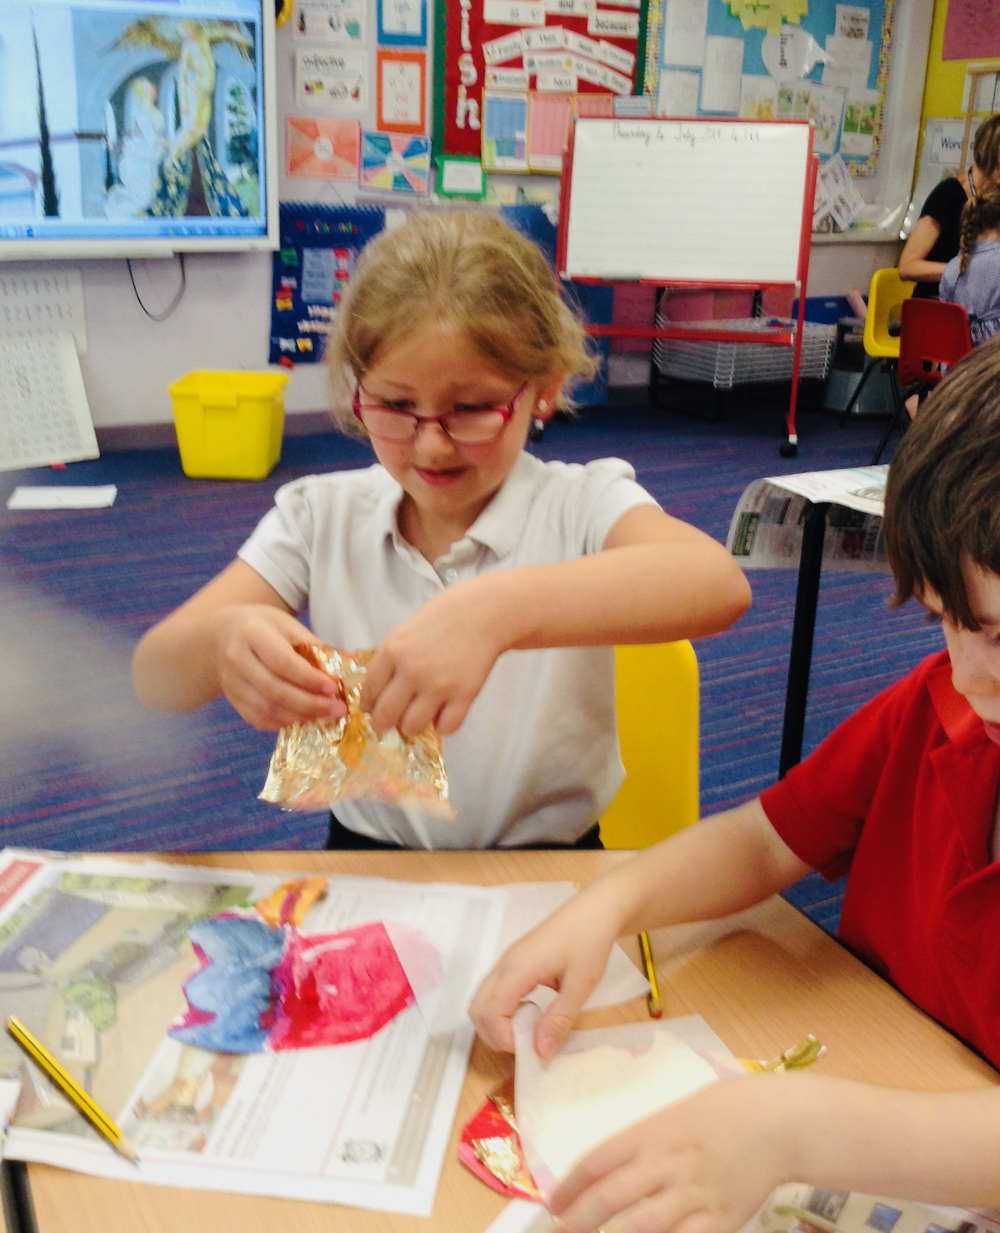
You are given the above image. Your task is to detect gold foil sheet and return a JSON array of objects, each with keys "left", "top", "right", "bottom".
[
  {"left": 472, "top": 1135, "right": 525, "bottom": 1188},
  {"left": 259, "top": 643, "right": 455, "bottom": 819}
]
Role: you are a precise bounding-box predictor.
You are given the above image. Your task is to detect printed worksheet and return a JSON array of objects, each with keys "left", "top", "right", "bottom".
[{"left": 0, "top": 851, "right": 505, "bottom": 1215}]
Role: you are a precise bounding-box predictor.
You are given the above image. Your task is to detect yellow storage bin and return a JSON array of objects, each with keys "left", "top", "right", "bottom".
[{"left": 168, "top": 370, "right": 290, "bottom": 480}]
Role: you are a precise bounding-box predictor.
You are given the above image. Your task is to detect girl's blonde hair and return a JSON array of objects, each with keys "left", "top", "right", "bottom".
[
  {"left": 958, "top": 184, "right": 1000, "bottom": 274},
  {"left": 326, "top": 211, "right": 598, "bottom": 432}
]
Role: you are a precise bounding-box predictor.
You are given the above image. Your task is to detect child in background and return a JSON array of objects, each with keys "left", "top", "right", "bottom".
[
  {"left": 471, "top": 338, "right": 1000, "bottom": 1230},
  {"left": 133, "top": 212, "right": 750, "bottom": 851},
  {"left": 940, "top": 184, "right": 1000, "bottom": 346}
]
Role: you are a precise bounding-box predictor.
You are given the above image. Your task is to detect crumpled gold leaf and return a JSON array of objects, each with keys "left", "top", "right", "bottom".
[{"left": 259, "top": 643, "right": 455, "bottom": 819}]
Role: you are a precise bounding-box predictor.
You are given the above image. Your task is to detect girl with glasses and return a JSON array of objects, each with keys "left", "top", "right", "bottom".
[{"left": 133, "top": 211, "right": 750, "bottom": 850}]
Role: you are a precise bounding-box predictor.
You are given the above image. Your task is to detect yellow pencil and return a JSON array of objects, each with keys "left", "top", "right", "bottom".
[
  {"left": 638, "top": 931, "right": 663, "bottom": 1019},
  {"left": 5, "top": 1015, "right": 139, "bottom": 1165}
]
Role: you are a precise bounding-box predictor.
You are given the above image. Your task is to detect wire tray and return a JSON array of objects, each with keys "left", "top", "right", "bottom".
[{"left": 652, "top": 316, "right": 837, "bottom": 389}]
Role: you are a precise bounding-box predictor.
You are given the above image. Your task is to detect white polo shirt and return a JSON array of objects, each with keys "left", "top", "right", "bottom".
[{"left": 238, "top": 450, "right": 658, "bottom": 848}]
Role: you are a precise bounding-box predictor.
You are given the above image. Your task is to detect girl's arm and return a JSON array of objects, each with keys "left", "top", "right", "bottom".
[
  {"left": 132, "top": 559, "right": 346, "bottom": 728},
  {"left": 548, "top": 1072, "right": 1000, "bottom": 1233},
  {"left": 361, "top": 504, "right": 751, "bottom": 737},
  {"left": 898, "top": 215, "right": 948, "bottom": 284},
  {"left": 470, "top": 797, "right": 811, "bottom": 1058}
]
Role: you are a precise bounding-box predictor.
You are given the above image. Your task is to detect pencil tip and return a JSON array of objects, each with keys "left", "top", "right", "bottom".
[{"left": 117, "top": 1134, "right": 141, "bottom": 1164}]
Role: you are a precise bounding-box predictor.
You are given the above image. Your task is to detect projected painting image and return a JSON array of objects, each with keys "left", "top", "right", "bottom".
[{"left": 0, "top": 5, "right": 262, "bottom": 225}]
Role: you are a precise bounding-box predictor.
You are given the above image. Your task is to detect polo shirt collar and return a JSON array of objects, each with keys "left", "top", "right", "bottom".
[
  {"left": 463, "top": 451, "right": 541, "bottom": 559},
  {"left": 926, "top": 653, "right": 1000, "bottom": 870},
  {"left": 926, "top": 654, "right": 989, "bottom": 748},
  {"left": 373, "top": 451, "right": 542, "bottom": 565}
]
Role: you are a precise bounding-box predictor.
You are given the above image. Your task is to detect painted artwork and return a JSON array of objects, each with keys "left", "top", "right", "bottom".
[
  {"left": 0, "top": 8, "right": 262, "bottom": 224},
  {"left": 0, "top": 851, "right": 507, "bottom": 1211},
  {"left": 286, "top": 116, "right": 361, "bottom": 179},
  {"left": 360, "top": 132, "right": 430, "bottom": 194},
  {"left": 168, "top": 880, "right": 440, "bottom": 1052}
]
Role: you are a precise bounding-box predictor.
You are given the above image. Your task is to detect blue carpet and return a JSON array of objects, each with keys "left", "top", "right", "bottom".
[{"left": 0, "top": 393, "right": 945, "bottom": 934}]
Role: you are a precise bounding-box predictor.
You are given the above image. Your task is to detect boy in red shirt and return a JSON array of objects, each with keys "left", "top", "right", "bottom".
[{"left": 471, "top": 338, "right": 1000, "bottom": 1233}]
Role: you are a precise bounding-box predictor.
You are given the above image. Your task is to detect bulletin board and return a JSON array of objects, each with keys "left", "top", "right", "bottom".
[
  {"left": 641, "top": 0, "right": 934, "bottom": 239},
  {"left": 276, "top": 0, "right": 434, "bottom": 205},
  {"left": 646, "top": 0, "right": 890, "bottom": 168}
]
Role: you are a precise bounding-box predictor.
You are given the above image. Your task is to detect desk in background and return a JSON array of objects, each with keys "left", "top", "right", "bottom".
[
  {"left": 19, "top": 848, "right": 998, "bottom": 1233},
  {"left": 728, "top": 469, "right": 888, "bottom": 776}
]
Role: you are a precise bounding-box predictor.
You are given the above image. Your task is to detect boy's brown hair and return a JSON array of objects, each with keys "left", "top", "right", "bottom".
[{"left": 884, "top": 335, "right": 1000, "bottom": 628}]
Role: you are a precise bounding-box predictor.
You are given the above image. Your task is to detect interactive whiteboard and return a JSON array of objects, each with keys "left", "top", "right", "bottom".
[{"left": 560, "top": 119, "right": 813, "bottom": 285}]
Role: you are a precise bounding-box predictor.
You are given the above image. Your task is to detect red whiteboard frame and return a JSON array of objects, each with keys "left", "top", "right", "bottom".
[{"left": 556, "top": 118, "right": 818, "bottom": 453}]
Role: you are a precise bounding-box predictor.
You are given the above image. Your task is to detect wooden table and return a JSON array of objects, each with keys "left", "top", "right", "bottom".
[{"left": 20, "top": 849, "right": 1000, "bottom": 1233}]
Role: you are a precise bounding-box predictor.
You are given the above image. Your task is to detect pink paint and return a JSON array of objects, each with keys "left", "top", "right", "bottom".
[{"left": 270, "top": 921, "right": 419, "bottom": 1049}]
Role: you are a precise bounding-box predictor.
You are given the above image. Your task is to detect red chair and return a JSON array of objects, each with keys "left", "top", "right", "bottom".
[{"left": 871, "top": 299, "right": 973, "bottom": 464}]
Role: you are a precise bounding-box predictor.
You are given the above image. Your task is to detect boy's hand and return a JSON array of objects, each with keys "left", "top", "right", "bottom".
[
  {"left": 548, "top": 1073, "right": 795, "bottom": 1233},
  {"left": 470, "top": 898, "right": 622, "bottom": 1059},
  {"left": 213, "top": 605, "right": 348, "bottom": 730},
  {"left": 360, "top": 580, "right": 506, "bottom": 738}
]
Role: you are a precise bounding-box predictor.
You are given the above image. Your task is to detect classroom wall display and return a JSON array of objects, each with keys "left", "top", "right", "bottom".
[
  {"left": 377, "top": 48, "right": 428, "bottom": 130},
  {"left": 942, "top": 0, "right": 1000, "bottom": 62},
  {"left": 361, "top": 132, "right": 432, "bottom": 191},
  {"left": 645, "top": 0, "right": 891, "bottom": 170},
  {"left": 269, "top": 203, "right": 385, "bottom": 365},
  {"left": 293, "top": 0, "right": 368, "bottom": 45},
  {"left": 275, "top": 0, "right": 431, "bottom": 203},
  {"left": 641, "top": 0, "right": 932, "bottom": 239},
  {"left": 436, "top": 0, "right": 642, "bottom": 160},
  {"left": 287, "top": 116, "right": 363, "bottom": 177}
]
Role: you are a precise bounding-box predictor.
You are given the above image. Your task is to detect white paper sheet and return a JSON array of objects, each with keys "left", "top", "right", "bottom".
[
  {"left": 512, "top": 1005, "right": 742, "bottom": 1197},
  {"left": 484, "top": 1197, "right": 556, "bottom": 1233},
  {"left": 700, "top": 35, "right": 743, "bottom": 114},
  {"left": 662, "top": 0, "right": 707, "bottom": 67},
  {"left": 7, "top": 485, "right": 117, "bottom": 510},
  {"left": 822, "top": 35, "right": 872, "bottom": 88},
  {"left": 497, "top": 883, "right": 651, "bottom": 1011},
  {"left": 657, "top": 69, "right": 701, "bottom": 117},
  {"left": 0, "top": 851, "right": 504, "bottom": 1216}
]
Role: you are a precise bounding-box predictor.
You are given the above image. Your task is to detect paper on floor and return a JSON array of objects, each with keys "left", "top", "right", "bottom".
[{"left": 7, "top": 485, "right": 117, "bottom": 509}]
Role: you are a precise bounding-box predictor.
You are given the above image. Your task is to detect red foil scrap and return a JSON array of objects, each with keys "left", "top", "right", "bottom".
[
  {"left": 459, "top": 1078, "right": 542, "bottom": 1201},
  {"left": 259, "top": 642, "right": 455, "bottom": 819}
]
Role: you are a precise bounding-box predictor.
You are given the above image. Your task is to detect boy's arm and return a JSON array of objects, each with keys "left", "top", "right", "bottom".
[
  {"left": 362, "top": 504, "right": 751, "bottom": 737},
  {"left": 470, "top": 797, "right": 811, "bottom": 1058},
  {"left": 132, "top": 559, "right": 346, "bottom": 727},
  {"left": 549, "top": 1072, "right": 1000, "bottom": 1233}
]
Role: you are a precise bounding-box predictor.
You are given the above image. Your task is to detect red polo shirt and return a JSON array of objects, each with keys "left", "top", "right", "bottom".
[{"left": 760, "top": 650, "right": 1000, "bottom": 1067}]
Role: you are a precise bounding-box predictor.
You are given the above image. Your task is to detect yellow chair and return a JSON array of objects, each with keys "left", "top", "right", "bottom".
[
  {"left": 599, "top": 641, "right": 700, "bottom": 850},
  {"left": 841, "top": 267, "right": 915, "bottom": 424}
]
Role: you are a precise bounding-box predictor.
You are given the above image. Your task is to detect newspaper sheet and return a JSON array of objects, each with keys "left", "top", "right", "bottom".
[
  {"left": 727, "top": 466, "right": 889, "bottom": 573},
  {"left": 745, "top": 1182, "right": 999, "bottom": 1233},
  {"left": 0, "top": 849, "right": 507, "bottom": 1215}
]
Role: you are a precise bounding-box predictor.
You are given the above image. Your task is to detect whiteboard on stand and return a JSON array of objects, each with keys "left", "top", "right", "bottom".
[{"left": 560, "top": 118, "right": 813, "bottom": 285}]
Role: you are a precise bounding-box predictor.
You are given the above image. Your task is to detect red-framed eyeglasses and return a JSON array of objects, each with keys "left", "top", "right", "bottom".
[{"left": 352, "top": 382, "right": 529, "bottom": 443}]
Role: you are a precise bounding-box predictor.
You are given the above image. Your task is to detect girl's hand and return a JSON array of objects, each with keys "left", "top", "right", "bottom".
[
  {"left": 470, "top": 892, "right": 623, "bottom": 1059},
  {"left": 360, "top": 579, "right": 506, "bottom": 737},
  {"left": 213, "top": 605, "right": 348, "bottom": 730},
  {"left": 549, "top": 1074, "right": 796, "bottom": 1233}
]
